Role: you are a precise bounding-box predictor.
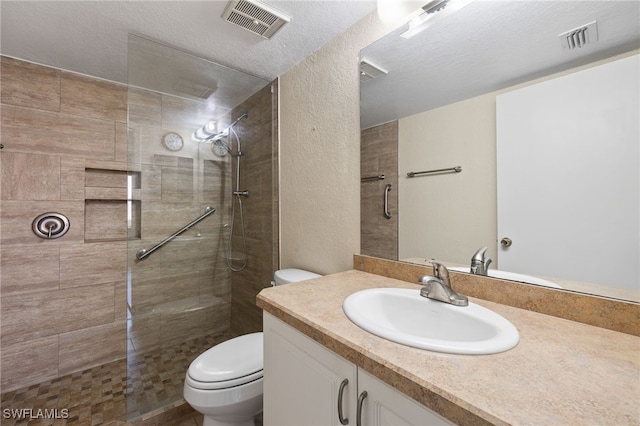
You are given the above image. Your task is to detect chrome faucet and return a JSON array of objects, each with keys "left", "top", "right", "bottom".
[
  {"left": 418, "top": 262, "right": 468, "bottom": 306},
  {"left": 470, "top": 246, "right": 492, "bottom": 276}
]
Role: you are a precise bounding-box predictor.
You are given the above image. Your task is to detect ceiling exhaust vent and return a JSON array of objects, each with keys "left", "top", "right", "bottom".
[
  {"left": 173, "top": 79, "right": 216, "bottom": 100},
  {"left": 222, "top": 0, "right": 291, "bottom": 39},
  {"left": 559, "top": 21, "right": 598, "bottom": 50}
]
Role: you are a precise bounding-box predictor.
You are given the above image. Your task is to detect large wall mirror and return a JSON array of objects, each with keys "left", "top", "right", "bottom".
[{"left": 360, "top": 1, "right": 639, "bottom": 302}]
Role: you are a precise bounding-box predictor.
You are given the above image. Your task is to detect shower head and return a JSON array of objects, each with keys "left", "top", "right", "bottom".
[
  {"left": 211, "top": 134, "right": 232, "bottom": 157},
  {"left": 208, "top": 112, "right": 248, "bottom": 156}
]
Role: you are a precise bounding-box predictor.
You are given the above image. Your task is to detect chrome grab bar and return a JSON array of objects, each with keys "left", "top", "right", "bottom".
[
  {"left": 361, "top": 174, "right": 385, "bottom": 182},
  {"left": 407, "top": 166, "right": 462, "bottom": 178},
  {"left": 383, "top": 184, "right": 392, "bottom": 219},
  {"left": 136, "top": 206, "right": 216, "bottom": 261}
]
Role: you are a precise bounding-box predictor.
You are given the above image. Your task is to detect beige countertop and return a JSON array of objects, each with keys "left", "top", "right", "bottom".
[{"left": 257, "top": 270, "right": 640, "bottom": 425}]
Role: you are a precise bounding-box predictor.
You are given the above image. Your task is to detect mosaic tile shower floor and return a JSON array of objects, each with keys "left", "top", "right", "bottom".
[{"left": 1, "top": 332, "right": 238, "bottom": 425}]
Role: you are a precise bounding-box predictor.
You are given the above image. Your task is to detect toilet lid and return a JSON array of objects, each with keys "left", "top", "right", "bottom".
[
  {"left": 187, "top": 332, "right": 263, "bottom": 387},
  {"left": 274, "top": 268, "right": 321, "bottom": 285}
]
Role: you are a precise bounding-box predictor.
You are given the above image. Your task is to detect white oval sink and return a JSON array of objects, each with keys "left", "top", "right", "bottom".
[
  {"left": 343, "top": 288, "right": 519, "bottom": 355},
  {"left": 448, "top": 267, "right": 562, "bottom": 289}
]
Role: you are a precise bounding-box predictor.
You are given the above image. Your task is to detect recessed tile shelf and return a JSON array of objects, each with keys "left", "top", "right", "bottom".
[
  {"left": 85, "top": 168, "right": 141, "bottom": 199},
  {"left": 85, "top": 168, "right": 141, "bottom": 242}
]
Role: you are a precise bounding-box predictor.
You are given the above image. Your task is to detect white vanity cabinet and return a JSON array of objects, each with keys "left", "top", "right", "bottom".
[
  {"left": 263, "top": 313, "right": 453, "bottom": 426},
  {"left": 357, "top": 369, "right": 453, "bottom": 426},
  {"left": 264, "top": 312, "right": 357, "bottom": 425}
]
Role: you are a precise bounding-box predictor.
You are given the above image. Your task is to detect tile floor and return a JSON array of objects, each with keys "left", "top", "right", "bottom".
[{"left": 0, "top": 331, "right": 239, "bottom": 425}]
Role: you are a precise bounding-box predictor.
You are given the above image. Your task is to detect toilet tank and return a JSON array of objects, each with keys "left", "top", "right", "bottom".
[{"left": 273, "top": 269, "right": 321, "bottom": 285}]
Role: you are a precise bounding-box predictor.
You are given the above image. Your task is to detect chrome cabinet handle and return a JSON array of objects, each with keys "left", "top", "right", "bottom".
[
  {"left": 384, "top": 184, "right": 392, "bottom": 219},
  {"left": 337, "top": 378, "right": 349, "bottom": 425},
  {"left": 356, "top": 390, "right": 367, "bottom": 426}
]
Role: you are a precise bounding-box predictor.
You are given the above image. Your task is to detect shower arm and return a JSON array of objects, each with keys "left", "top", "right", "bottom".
[{"left": 229, "top": 112, "right": 248, "bottom": 128}]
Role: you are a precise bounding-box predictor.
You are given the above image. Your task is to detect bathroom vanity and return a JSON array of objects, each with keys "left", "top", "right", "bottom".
[
  {"left": 257, "top": 268, "right": 640, "bottom": 425},
  {"left": 264, "top": 312, "right": 452, "bottom": 425}
]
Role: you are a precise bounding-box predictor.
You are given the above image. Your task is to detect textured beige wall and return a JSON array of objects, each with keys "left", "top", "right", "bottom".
[
  {"left": 398, "top": 94, "right": 497, "bottom": 265},
  {"left": 279, "top": 12, "right": 391, "bottom": 275}
]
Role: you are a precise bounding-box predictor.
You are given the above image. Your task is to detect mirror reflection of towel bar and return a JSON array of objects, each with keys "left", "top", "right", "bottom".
[
  {"left": 360, "top": 175, "right": 384, "bottom": 182},
  {"left": 407, "top": 166, "right": 462, "bottom": 178},
  {"left": 361, "top": 174, "right": 385, "bottom": 182}
]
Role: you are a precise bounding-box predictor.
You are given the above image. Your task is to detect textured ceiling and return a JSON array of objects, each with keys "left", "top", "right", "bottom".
[
  {"left": 0, "top": 0, "right": 377, "bottom": 84},
  {"left": 361, "top": 1, "right": 640, "bottom": 129}
]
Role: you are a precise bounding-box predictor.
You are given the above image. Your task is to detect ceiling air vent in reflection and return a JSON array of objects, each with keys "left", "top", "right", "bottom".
[
  {"left": 559, "top": 21, "right": 598, "bottom": 50},
  {"left": 222, "top": 0, "right": 291, "bottom": 39}
]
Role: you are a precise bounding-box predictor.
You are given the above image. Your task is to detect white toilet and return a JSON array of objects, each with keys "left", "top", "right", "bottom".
[{"left": 183, "top": 268, "right": 321, "bottom": 426}]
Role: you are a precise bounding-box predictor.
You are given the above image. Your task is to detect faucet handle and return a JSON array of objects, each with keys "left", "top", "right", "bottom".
[
  {"left": 418, "top": 267, "right": 468, "bottom": 307},
  {"left": 418, "top": 275, "right": 438, "bottom": 285},
  {"left": 431, "top": 262, "right": 451, "bottom": 285}
]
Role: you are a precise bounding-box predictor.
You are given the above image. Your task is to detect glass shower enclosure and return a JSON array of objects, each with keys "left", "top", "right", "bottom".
[{"left": 125, "top": 35, "right": 274, "bottom": 419}]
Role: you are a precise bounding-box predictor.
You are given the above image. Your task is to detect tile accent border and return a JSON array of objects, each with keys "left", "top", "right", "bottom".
[{"left": 354, "top": 254, "right": 639, "bottom": 336}]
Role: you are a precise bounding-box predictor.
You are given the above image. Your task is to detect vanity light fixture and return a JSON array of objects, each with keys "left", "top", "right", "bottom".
[
  {"left": 377, "top": 0, "right": 425, "bottom": 25},
  {"left": 401, "top": 0, "right": 475, "bottom": 39},
  {"left": 360, "top": 59, "right": 388, "bottom": 82}
]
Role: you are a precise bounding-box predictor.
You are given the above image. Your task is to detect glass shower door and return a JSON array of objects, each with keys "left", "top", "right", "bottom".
[{"left": 125, "top": 35, "right": 271, "bottom": 419}]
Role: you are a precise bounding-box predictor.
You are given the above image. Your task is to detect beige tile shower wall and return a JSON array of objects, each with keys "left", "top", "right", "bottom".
[
  {"left": 279, "top": 12, "right": 392, "bottom": 274},
  {"left": 0, "top": 56, "right": 127, "bottom": 392},
  {"left": 361, "top": 121, "right": 398, "bottom": 259},
  {"left": 229, "top": 82, "right": 277, "bottom": 335},
  {"left": 127, "top": 87, "right": 233, "bottom": 355},
  {"left": 0, "top": 56, "right": 234, "bottom": 392}
]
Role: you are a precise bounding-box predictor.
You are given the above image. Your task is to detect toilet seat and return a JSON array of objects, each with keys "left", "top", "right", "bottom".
[
  {"left": 186, "top": 332, "right": 263, "bottom": 391},
  {"left": 186, "top": 369, "right": 263, "bottom": 390}
]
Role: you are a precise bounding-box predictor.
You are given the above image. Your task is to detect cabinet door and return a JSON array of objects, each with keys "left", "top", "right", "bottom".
[
  {"left": 264, "top": 313, "right": 357, "bottom": 426},
  {"left": 358, "top": 369, "right": 453, "bottom": 426}
]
